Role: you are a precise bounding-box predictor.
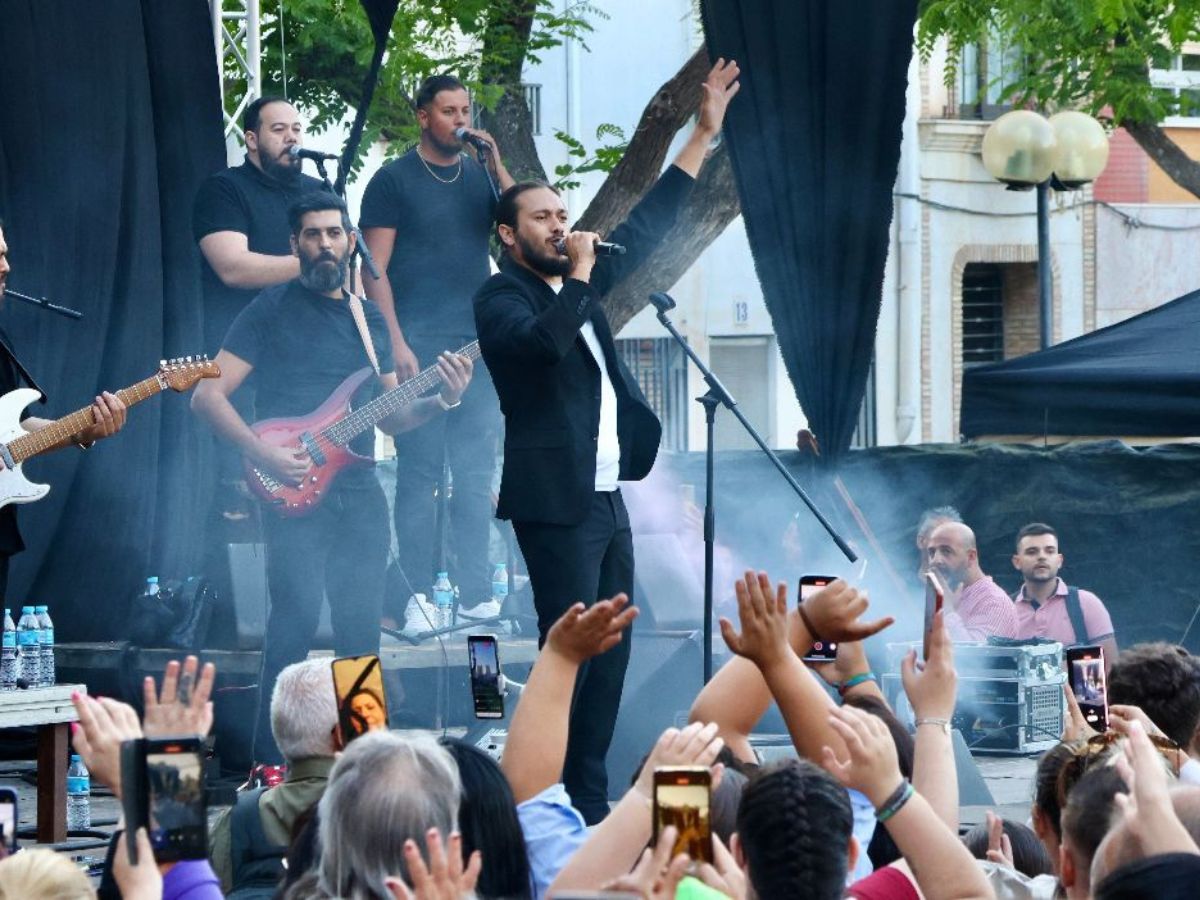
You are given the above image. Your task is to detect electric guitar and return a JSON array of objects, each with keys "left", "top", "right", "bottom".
[
  {"left": 0, "top": 356, "right": 220, "bottom": 510},
  {"left": 244, "top": 341, "right": 481, "bottom": 517}
]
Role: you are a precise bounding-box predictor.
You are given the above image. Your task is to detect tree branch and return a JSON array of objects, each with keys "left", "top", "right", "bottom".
[
  {"left": 478, "top": 0, "right": 547, "bottom": 182},
  {"left": 1124, "top": 118, "right": 1200, "bottom": 199}
]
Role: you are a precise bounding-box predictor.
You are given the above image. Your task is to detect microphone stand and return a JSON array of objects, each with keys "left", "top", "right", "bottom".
[
  {"left": 3, "top": 288, "right": 83, "bottom": 320},
  {"left": 649, "top": 292, "right": 857, "bottom": 683},
  {"left": 472, "top": 144, "right": 501, "bottom": 204}
]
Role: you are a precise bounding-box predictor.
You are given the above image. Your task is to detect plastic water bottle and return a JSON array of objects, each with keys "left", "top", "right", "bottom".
[
  {"left": 16, "top": 607, "right": 39, "bottom": 687},
  {"left": 66, "top": 754, "right": 91, "bottom": 831},
  {"left": 491, "top": 563, "right": 508, "bottom": 607},
  {"left": 145, "top": 576, "right": 160, "bottom": 597},
  {"left": 433, "top": 572, "right": 454, "bottom": 629},
  {"left": 0, "top": 610, "right": 16, "bottom": 691},
  {"left": 36, "top": 606, "right": 54, "bottom": 687}
]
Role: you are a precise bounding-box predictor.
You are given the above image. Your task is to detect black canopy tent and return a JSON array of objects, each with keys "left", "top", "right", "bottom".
[{"left": 960, "top": 288, "right": 1200, "bottom": 441}]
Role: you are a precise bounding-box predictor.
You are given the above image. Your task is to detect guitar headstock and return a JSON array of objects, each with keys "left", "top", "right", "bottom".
[{"left": 159, "top": 355, "right": 221, "bottom": 392}]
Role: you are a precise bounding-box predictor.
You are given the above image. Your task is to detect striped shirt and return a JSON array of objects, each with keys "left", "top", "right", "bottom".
[{"left": 946, "top": 575, "right": 1019, "bottom": 642}]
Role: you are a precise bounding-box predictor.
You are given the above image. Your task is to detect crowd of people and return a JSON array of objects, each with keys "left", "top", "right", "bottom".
[{"left": 0, "top": 566, "right": 1195, "bottom": 898}]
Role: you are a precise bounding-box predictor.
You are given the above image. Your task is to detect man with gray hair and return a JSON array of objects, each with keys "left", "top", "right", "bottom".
[
  {"left": 319, "top": 730, "right": 464, "bottom": 898},
  {"left": 209, "top": 657, "right": 339, "bottom": 895},
  {"left": 916, "top": 506, "right": 962, "bottom": 581}
]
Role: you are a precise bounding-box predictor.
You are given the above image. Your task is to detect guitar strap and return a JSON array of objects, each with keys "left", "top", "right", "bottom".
[{"left": 345, "top": 292, "right": 381, "bottom": 377}]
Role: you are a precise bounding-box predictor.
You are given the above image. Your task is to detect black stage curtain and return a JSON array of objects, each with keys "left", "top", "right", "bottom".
[
  {"left": 700, "top": 0, "right": 917, "bottom": 461},
  {"left": 0, "top": 1, "right": 225, "bottom": 638}
]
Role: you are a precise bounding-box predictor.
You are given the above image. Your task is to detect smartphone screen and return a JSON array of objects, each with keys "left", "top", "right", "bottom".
[
  {"left": 653, "top": 765, "right": 712, "bottom": 864},
  {"left": 923, "top": 571, "right": 945, "bottom": 660},
  {"left": 144, "top": 739, "right": 207, "bottom": 861},
  {"left": 468, "top": 635, "right": 504, "bottom": 719},
  {"left": 0, "top": 789, "right": 17, "bottom": 853},
  {"left": 332, "top": 654, "right": 389, "bottom": 743},
  {"left": 1067, "top": 646, "right": 1109, "bottom": 731},
  {"left": 799, "top": 576, "right": 838, "bottom": 662}
]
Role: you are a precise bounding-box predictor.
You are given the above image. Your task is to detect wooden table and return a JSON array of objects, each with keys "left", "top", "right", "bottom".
[{"left": 0, "top": 684, "right": 83, "bottom": 843}]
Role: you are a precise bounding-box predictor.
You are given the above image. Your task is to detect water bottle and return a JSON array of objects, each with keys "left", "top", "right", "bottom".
[
  {"left": 491, "top": 563, "right": 508, "bottom": 607},
  {"left": 36, "top": 605, "right": 54, "bottom": 687},
  {"left": 16, "top": 607, "right": 39, "bottom": 687},
  {"left": 66, "top": 754, "right": 91, "bottom": 831},
  {"left": 145, "top": 576, "right": 160, "bottom": 597},
  {"left": 433, "top": 572, "right": 454, "bottom": 629},
  {"left": 0, "top": 610, "right": 16, "bottom": 691}
]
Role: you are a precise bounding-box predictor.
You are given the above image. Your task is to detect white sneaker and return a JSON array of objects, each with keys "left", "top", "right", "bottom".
[
  {"left": 458, "top": 598, "right": 502, "bottom": 621},
  {"left": 403, "top": 593, "right": 438, "bottom": 634}
]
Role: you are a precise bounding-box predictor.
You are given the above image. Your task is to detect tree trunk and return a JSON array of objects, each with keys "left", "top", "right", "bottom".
[
  {"left": 1125, "top": 118, "right": 1200, "bottom": 199},
  {"left": 576, "top": 46, "right": 711, "bottom": 235},
  {"left": 602, "top": 141, "right": 741, "bottom": 333},
  {"left": 477, "top": 0, "right": 547, "bottom": 183}
]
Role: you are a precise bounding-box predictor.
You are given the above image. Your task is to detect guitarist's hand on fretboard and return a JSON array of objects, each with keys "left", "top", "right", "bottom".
[
  {"left": 435, "top": 351, "right": 474, "bottom": 406},
  {"left": 77, "top": 391, "right": 128, "bottom": 444}
]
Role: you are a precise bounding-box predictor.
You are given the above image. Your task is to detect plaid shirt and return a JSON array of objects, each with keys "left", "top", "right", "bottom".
[{"left": 946, "top": 575, "right": 1019, "bottom": 642}]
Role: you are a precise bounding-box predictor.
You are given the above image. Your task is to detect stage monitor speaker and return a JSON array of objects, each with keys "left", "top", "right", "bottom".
[
  {"left": 214, "top": 543, "right": 333, "bottom": 650},
  {"left": 606, "top": 629, "right": 703, "bottom": 800},
  {"left": 632, "top": 534, "right": 704, "bottom": 630}
]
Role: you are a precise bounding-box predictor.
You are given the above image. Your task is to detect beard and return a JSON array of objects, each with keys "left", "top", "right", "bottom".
[
  {"left": 260, "top": 147, "right": 301, "bottom": 183},
  {"left": 298, "top": 249, "right": 349, "bottom": 293},
  {"left": 516, "top": 231, "right": 571, "bottom": 277},
  {"left": 426, "top": 130, "right": 464, "bottom": 158}
]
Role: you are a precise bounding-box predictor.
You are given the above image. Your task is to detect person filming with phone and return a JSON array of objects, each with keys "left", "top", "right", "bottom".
[{"left": 925, "top": 521, "right": 1018, "bottom": 642}]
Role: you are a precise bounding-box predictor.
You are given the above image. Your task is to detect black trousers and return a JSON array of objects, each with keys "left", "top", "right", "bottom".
[
  {"left": 252, "top": 472, "right": 389, "bottom": 763},
  {"left": 392, "top": 335, "right": 501, "bottom": 607},
  {"left": 513, "top": 490, "right": 634, "bottom": 824}
]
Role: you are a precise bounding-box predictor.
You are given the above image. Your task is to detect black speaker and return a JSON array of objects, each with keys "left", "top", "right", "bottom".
[
  {"left": 632, "top": 534, "right": 704, "bottom": 630},
  {"left": 605, "top": 629, "right": 703, "bottom": 799}
]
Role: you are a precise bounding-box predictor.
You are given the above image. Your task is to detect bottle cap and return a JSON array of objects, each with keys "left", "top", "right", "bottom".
[
  {"left": 436, "top": 571, "right": 449, "bottom": 579},
  {"left": 70, "top": 753, "right": 80, "bottom": 762},
  {"left": 147, "top": 576, "right": 159, "bottom": 584},
  {"left": 35, "top": 605, "right": 46, "bottom": 613},
  {"left": 21, "top": 606, "right": 33, "bottom": 614}
]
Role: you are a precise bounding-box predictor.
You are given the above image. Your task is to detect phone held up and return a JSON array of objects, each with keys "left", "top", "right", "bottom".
[
  {"left": 799, "top": 575, "right": 838, "bottom": 662},
  {"left": 923, "top": 571, "right": 945, "bottom": 661},
  {"left": 1066, "top": 645, "right": 1109, "bottom": 731},
  {"left": 0, "top": 787, "right": 16, "bottom": 855},
  {"left": 468, "top": 634, "right": 504, "bottom": 719},
  {"left": 653, "top": 765, "right": 713, "bottom": 865},
  {"left": 331, "top": 654, "right": 389, "bottom": 745},
  {"left": 120, "top": 736, "right": 208, "bottom": 865}
]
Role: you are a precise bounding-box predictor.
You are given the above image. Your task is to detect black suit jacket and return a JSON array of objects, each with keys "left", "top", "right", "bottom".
[{"left": 474, "top": 165, "right": 694, "bottom": 525}]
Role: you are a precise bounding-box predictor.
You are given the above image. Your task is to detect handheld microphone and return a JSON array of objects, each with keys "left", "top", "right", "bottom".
[
  {"left": 288, "top": 146, "right": 339, "bottom": 162},
  {"left": 552, "top": 238, "right": 627, "bottom": 256},
  {"left": 454, "top": 127, "right": 492, "bottom": 151}
]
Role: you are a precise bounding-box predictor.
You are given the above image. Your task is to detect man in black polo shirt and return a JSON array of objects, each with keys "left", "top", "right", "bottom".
[{"left": 191, "top": 194, "right": 473, "bottom": 762}]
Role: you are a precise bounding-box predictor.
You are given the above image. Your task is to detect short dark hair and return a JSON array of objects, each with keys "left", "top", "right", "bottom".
[
  {"left": 1016, "top": 522, "right": 1058, "bottom": 550},
  {"left": 1061, "top": 765, "right": 1128, "bottom": 869},
  {"left": 495, "top": 181, "right": 560, "bottom": 245},
  {"left": 963, "top": 817, "right": 1055, "bottom": 878},
  {"left": 1109, "top": 643, "right": 1200, "bottom": 749},
  {"left": 415, "top": 75, "right": 467, "bottom": 111},
  {"left": 1033, "top": 741, "right": 1078, "bottom": 840},
  {"left": 736, "top": 758, "right": 852, "bottom": 900},
  {"left": 287, "top": 193, "right": 351, "bottom": 237},
  {"left": 244, "top": 95, "right": 292, "bottom": 133}
]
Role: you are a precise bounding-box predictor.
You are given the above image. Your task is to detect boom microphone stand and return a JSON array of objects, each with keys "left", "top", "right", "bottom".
[{"left": 649, "top": 292, "right": 857, "bottom": 683}]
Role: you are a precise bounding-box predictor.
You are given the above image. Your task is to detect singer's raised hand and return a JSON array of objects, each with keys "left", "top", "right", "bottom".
[{"left": 698, "top": 57, "right": 741, "bottom": 137}]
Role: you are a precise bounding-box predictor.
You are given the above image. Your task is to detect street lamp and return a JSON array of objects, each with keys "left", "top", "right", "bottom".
[{"left": 982, "top": 110, "right": 1109, "bottom": 349}]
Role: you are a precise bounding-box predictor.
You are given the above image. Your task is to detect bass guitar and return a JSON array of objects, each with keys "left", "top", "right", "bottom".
[
  {"left": 245, "top": 341, "right": 480, "bottom": 517},
  {"left": 0, "top": 356, "right": 220, "bottom": 510}
]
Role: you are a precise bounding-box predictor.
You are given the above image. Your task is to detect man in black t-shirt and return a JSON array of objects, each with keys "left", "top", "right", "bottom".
[
  {"left": 361, "top": 75, "right": 514, "bottom": 624},
  {"left": 191, "top": 194, "right": 473, "bottom": 763}
]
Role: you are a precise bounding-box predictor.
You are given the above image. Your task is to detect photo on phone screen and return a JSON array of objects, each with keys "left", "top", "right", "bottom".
[
  {"left": 332, "top": 654, "right": 389, "bottom": 743},
  {"left": 468, "top": 635, "right": 504, "bottom": 719},
  {"left": 653, "top": 766, "right": 712, "bottom": 864},
  {"left": 799, "top": 576, "right": 838, "bottom": 662},
  {"left": 923, "top": 571, "right": 946, "bottom": 660},
  {"left": 0, "top": 788, "right": 17, "bottom": 853},
  {"left": 145, "top": 741, "right": 207, "bottom": 860},
  {"left": 1067, "top": 646, "right": 1108, "bottom": 730}
]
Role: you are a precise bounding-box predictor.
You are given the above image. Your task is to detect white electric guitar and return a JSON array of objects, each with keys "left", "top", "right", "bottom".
[{"left": 0, "top": 356, "right": 219, "bottom": 510}]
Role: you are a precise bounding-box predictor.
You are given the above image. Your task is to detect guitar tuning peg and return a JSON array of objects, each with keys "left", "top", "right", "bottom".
[
  {"left": 185, "top": 355, "right": 193, "bottom": 363},
  {"left": 159, "top": 359, "right": 168, "bottom": 368}
]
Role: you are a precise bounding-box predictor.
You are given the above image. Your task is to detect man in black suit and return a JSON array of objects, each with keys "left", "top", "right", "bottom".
[{"left": 474, "top": 59, "right": 740, "bottom": 821}]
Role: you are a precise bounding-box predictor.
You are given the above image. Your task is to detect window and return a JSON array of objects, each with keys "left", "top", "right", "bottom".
[
  {"left": 850, "top": 362, "right": 877, "bottom": 449},
  {"left": 709, "top": 337, "right": 772, "bottom": 451},
  {"left": 959, "top": 29, "right": 1023, "bottom": 119},
  {"left": 1151, "top": 53, "right": 1200, "bottom": 117},
  {"left": 962, "top": 264, "right": 1005, "bottom": 367},
  {"left": 470, "top": 83, "right": 542, "bottom": 135},
  {"left": 615, "top": 337, "right": 688, "bottom": 451}
]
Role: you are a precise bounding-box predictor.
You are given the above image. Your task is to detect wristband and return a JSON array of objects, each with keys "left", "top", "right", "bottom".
[
  {"left": 436, "top": 394, "right": 461, "bottom": 411},
  {"left": 875, "top": 779, "right": 914, "bottom": 822},
  {"left": 797, "top": 603, "right": 822, "bottom": 642},
  {"left": 915, "top": 716, "right": 951, "bottom": 735},
  {"left": 839, "top": 672, "right": 876, "bottom": 695}
]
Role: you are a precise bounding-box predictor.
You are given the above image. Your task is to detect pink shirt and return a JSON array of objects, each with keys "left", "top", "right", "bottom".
[
  {"left": 946, "top": 575, "right": 1020, "bottom": 642},
  {"left": 1014, "top": 578, "right": 1114, "bottom": 646}
]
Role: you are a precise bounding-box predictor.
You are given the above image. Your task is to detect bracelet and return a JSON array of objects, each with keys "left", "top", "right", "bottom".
[
  {"left": 915, "top": 717, "right": 951, "bottom": 735},
  {"left": 436, "top": 394, "right": 461, "bottom": 412},
  {"left": 875, "top": 779, "right": 914, "bottom": 822},
  {"left": 797, "top": 603, "right": 822, "bottom": 642},
  {"left": 839, "top": 672, "right": 877, "bottom": 695}
]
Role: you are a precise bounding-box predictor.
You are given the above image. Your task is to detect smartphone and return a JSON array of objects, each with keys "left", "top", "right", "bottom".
[
  {"left": 332, "top": 654, "right": 389, "bottom": 743},
  {"left": 1067, "top": 645, "right": 1109, "bottom": 731},
  {"left": 653, "top": 765, "right": 712, "bottom": 865},
  {"left": 120, "top": 736, "right": 207, "bottom": 864},
  {"left": 468, "top": 635, "right": 504, "bottom": 719},
  {"left": 799, "top": 575, "right": 839, "bottom": 662},
  {"left": 0, "top": 787, "right": 17, "bottom": 854},
  {"left": 923, "top": 571, "right": 946, "bottom": 660}
]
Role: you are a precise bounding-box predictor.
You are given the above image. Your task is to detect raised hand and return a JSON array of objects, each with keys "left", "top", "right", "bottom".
[
  {"left": 821, "top": 704, "right": 904, "bottom": 808},
  {"left": 546, "top": 594, "right": 638, "bottom": 665},
  {"left": 698, "top": 833, "right": 749, "bottom": 899},
  {"left": 601, "top": 825, "right": 691, "bottom": 899},
  {"left": 1060, "top": 682, "right": 1099, "bottom": 743},
  {"left": 985, "top": 810, "right": 1015, "bottom": 868},
  {"left": 1112, "top": 720, "right": 1200, "bottom": 858},
  {"left": 113, "top": 828, "right": 163, "bottom": 900},
  {"left": 71, "top": 693, "right": 143, "bottom": 799},
  {"left": 809, "top": 635, "right": 870, "bottom": 687},
  {"left": 143, "top": 655, "right": 216, "bottom": 739},
  {"left": 719, "top": 570, "right": 792, "bottom": 671},
  {"left": 697, "top": 58, "right": 742, "bottom": 137},
  {"left": 384, "top": 828, "right": 482, "bottom": 900},
  {"left": 634, "top": 721, "right": 725, "bottom": 801},
  {"left": 901, "top": 609, "right": 957, "bottom": 720},
  {"left": 800, "top": 578, "right": 893, "bottom": 645}
]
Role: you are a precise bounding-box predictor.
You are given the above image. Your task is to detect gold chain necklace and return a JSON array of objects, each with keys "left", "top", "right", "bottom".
[{"left": 417, "top": 150, "right": 462, "bottom": 184}]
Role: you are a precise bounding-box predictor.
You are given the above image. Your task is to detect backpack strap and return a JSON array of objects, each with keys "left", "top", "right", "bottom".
[{"left": 1065, "top": 585, "right": 1090, "bottom": 647}]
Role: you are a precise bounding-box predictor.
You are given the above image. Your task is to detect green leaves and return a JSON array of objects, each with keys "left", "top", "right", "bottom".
[{"left": 552, "top": 124, "right": 630, "bottom": 190}]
